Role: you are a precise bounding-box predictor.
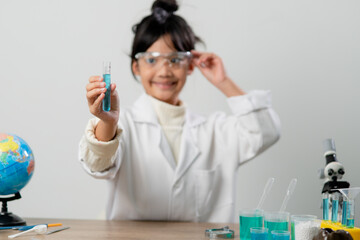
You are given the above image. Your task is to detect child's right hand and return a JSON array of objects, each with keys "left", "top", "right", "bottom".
[{"left": 86, "top": 76, "right": 120, "bottom": 125}]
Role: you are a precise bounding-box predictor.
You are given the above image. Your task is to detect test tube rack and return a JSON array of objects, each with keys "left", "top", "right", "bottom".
[{"left": 321, "top": 220, "right": 360, "bottom": 240}]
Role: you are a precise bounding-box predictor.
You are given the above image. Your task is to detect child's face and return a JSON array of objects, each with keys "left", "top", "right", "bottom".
[{"left": 132, "top": 34, "right": 193, "bottom": 105}]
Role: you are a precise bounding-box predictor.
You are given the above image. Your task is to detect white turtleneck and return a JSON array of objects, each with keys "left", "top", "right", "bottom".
[{"left": 148, "top": 95, "right": 185, "bottom": 164}]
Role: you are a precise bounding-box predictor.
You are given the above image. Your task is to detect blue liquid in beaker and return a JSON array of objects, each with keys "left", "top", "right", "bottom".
[
  {"left": 272, "top": 235, "right": 289, "bottom": 240},
  {"left": 240, "top": 215, "right": 263, "bottom": 240},
  {"left": 102, "top": 73, "right": 111, "bottom": 111},
  {"left": 271, "top": 230, "right": 290, "bottom": 240},
  {"left": 251, "top": 231, "right": 268, "bottom": 240},
  {"left": 264, "top": 221, "right": 288, "bottom": 240}
]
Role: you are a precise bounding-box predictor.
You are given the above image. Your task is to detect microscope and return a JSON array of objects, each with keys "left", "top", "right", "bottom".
[
  {"left": 319, "top": 138, "right": 350, "bottom": 222},
  {"left": 320, "top": 138, "right": 350, "bottom": 194}
]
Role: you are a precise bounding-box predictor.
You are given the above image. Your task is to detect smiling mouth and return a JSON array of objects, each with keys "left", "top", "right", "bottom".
[{"left": 151, "top": 81, "right": 177, "bottom": 90}]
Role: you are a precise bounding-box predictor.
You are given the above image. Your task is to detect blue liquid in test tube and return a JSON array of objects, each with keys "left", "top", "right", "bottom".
[
  {"left": 331, "top": 199, "right": 339, "bottom": 222},
  {"left": 347, "top": 199, "right": 355, "bottom": 228},
  {"left": 323, "top": 197, "right": 329, "bottom": 220},
  {"left": 102, "top": 61, "right": 111, "bottom": 112},
  {"left": 347, "top": 218, "right": 354, "bottom": 228},
  {"left": 341, "top": 200, "right": 348, "bottom": 226}
]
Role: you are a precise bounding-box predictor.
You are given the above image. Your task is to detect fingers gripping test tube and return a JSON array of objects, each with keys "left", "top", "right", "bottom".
[{"left": 103, "top": 61, "right": 111, "bottom": 112}]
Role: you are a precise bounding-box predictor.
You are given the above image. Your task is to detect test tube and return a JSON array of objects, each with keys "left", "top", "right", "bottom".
[
  {"left": 331, "top": 193, "right": 339, "bottom": 223},
  {"left": 347, "top": 199, "right": 355, "bottom": 228},
  {"left": 102, "top": 61, "right": 111, "bottom": 112},
  {"left": 322, "top": 193, "right": 329, "bottom": 221},
  {"left": 341, "top": 198, "right": 348, "bottom": 226}
]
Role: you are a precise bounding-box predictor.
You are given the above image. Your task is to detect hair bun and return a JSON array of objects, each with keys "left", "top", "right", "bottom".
[
  {"left": 151, "top": 0, "right": 178, "bottom": 14},
  {"left": 151, "top": 0, "right": 178, "bottom": 24}
]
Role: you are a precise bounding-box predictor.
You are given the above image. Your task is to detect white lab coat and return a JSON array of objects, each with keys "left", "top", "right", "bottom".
[{"left": 79, "top": 91, "right": 281, "bottom": 222}]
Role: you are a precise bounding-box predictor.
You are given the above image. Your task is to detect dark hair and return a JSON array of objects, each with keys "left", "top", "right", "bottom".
[{"left": 130, "top": 0, "right": 203, "bottom": 78}]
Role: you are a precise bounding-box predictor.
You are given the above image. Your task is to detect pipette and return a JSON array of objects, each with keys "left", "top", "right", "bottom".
[
  {"left": 17, "top": 223, "right": 62, "bottom": 231},
  {"left": 0, "top": 223, "right": 62, "bottom": 231},
  {"left": 279, "top": 178, "right": 297, "bottom": 212},
  {"left": 8, "top": 225, "right": 47, "bottom": 239},
  {"left": 256, "top": 177, "right": 275, "bottom": 210}
]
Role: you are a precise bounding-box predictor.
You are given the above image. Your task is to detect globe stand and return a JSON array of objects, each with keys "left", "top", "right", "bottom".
[{"left": 0, "top": 192, "right": 26, "bottom": 226}]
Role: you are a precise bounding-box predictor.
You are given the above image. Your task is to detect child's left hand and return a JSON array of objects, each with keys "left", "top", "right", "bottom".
[
  {"left": 191, "top": 50, "right": 228, "bottom": 86},
  {"left": 191, "top": 50, "right": 246, "bottom": 97}
]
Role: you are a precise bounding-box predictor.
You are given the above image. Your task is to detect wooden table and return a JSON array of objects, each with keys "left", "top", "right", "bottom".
[{"left": 0, "top": 219, "right": 239, "bottom": 239}]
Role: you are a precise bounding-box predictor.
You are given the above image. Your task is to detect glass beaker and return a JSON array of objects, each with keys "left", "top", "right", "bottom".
[
  {"left": 250, "top": 227, "right": 268, "bottom": 240},
  {"left": 264, "top": 211, "right": 289, "bottom": 240},
  {"left": 271, "top": 230, "right": 290, "bottom": 240},
  {"left": 339, "top": 187, "right": 360, "bottom": 228},
  {"left": 290, "top": 215, "right": 320, "bottom": 240},
  {"left": 239, "top": 209, "right": 264, "bottom": 240}
]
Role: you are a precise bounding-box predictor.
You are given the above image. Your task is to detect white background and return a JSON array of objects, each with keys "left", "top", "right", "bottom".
[{"left": 0, "top": 0, "right": 359, "bottom": 222}]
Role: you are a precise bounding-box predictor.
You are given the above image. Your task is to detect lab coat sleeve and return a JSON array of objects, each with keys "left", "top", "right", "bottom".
[
  {"left": 78, "top": 118, "right": 124, "bottom": 179},
  {"left": 226, "top": 90, "right": 281, "bottom": 164}
]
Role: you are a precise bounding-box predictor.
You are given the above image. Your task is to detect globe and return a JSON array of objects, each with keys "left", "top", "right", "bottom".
[{"left": 0, "top": 133, "right": 35, "bottom": 196}]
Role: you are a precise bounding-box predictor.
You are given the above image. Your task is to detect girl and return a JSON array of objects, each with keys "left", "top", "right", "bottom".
[{"left": 79, "top": 0, "right": 281, "bottom": 222}]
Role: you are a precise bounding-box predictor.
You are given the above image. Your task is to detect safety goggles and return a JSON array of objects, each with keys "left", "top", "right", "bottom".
[{"left": 134, "top": 51, "right": 192, "bottom": 69}]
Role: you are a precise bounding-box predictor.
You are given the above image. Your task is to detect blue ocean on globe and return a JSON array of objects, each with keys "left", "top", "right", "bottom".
[{"left": 0, "top": 134, "right": 35, "bottom": 195}]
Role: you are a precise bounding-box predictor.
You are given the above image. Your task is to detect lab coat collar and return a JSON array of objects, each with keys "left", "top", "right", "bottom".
[{"left": 132, "top": 93, "right": 206, "bottom": 127}]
